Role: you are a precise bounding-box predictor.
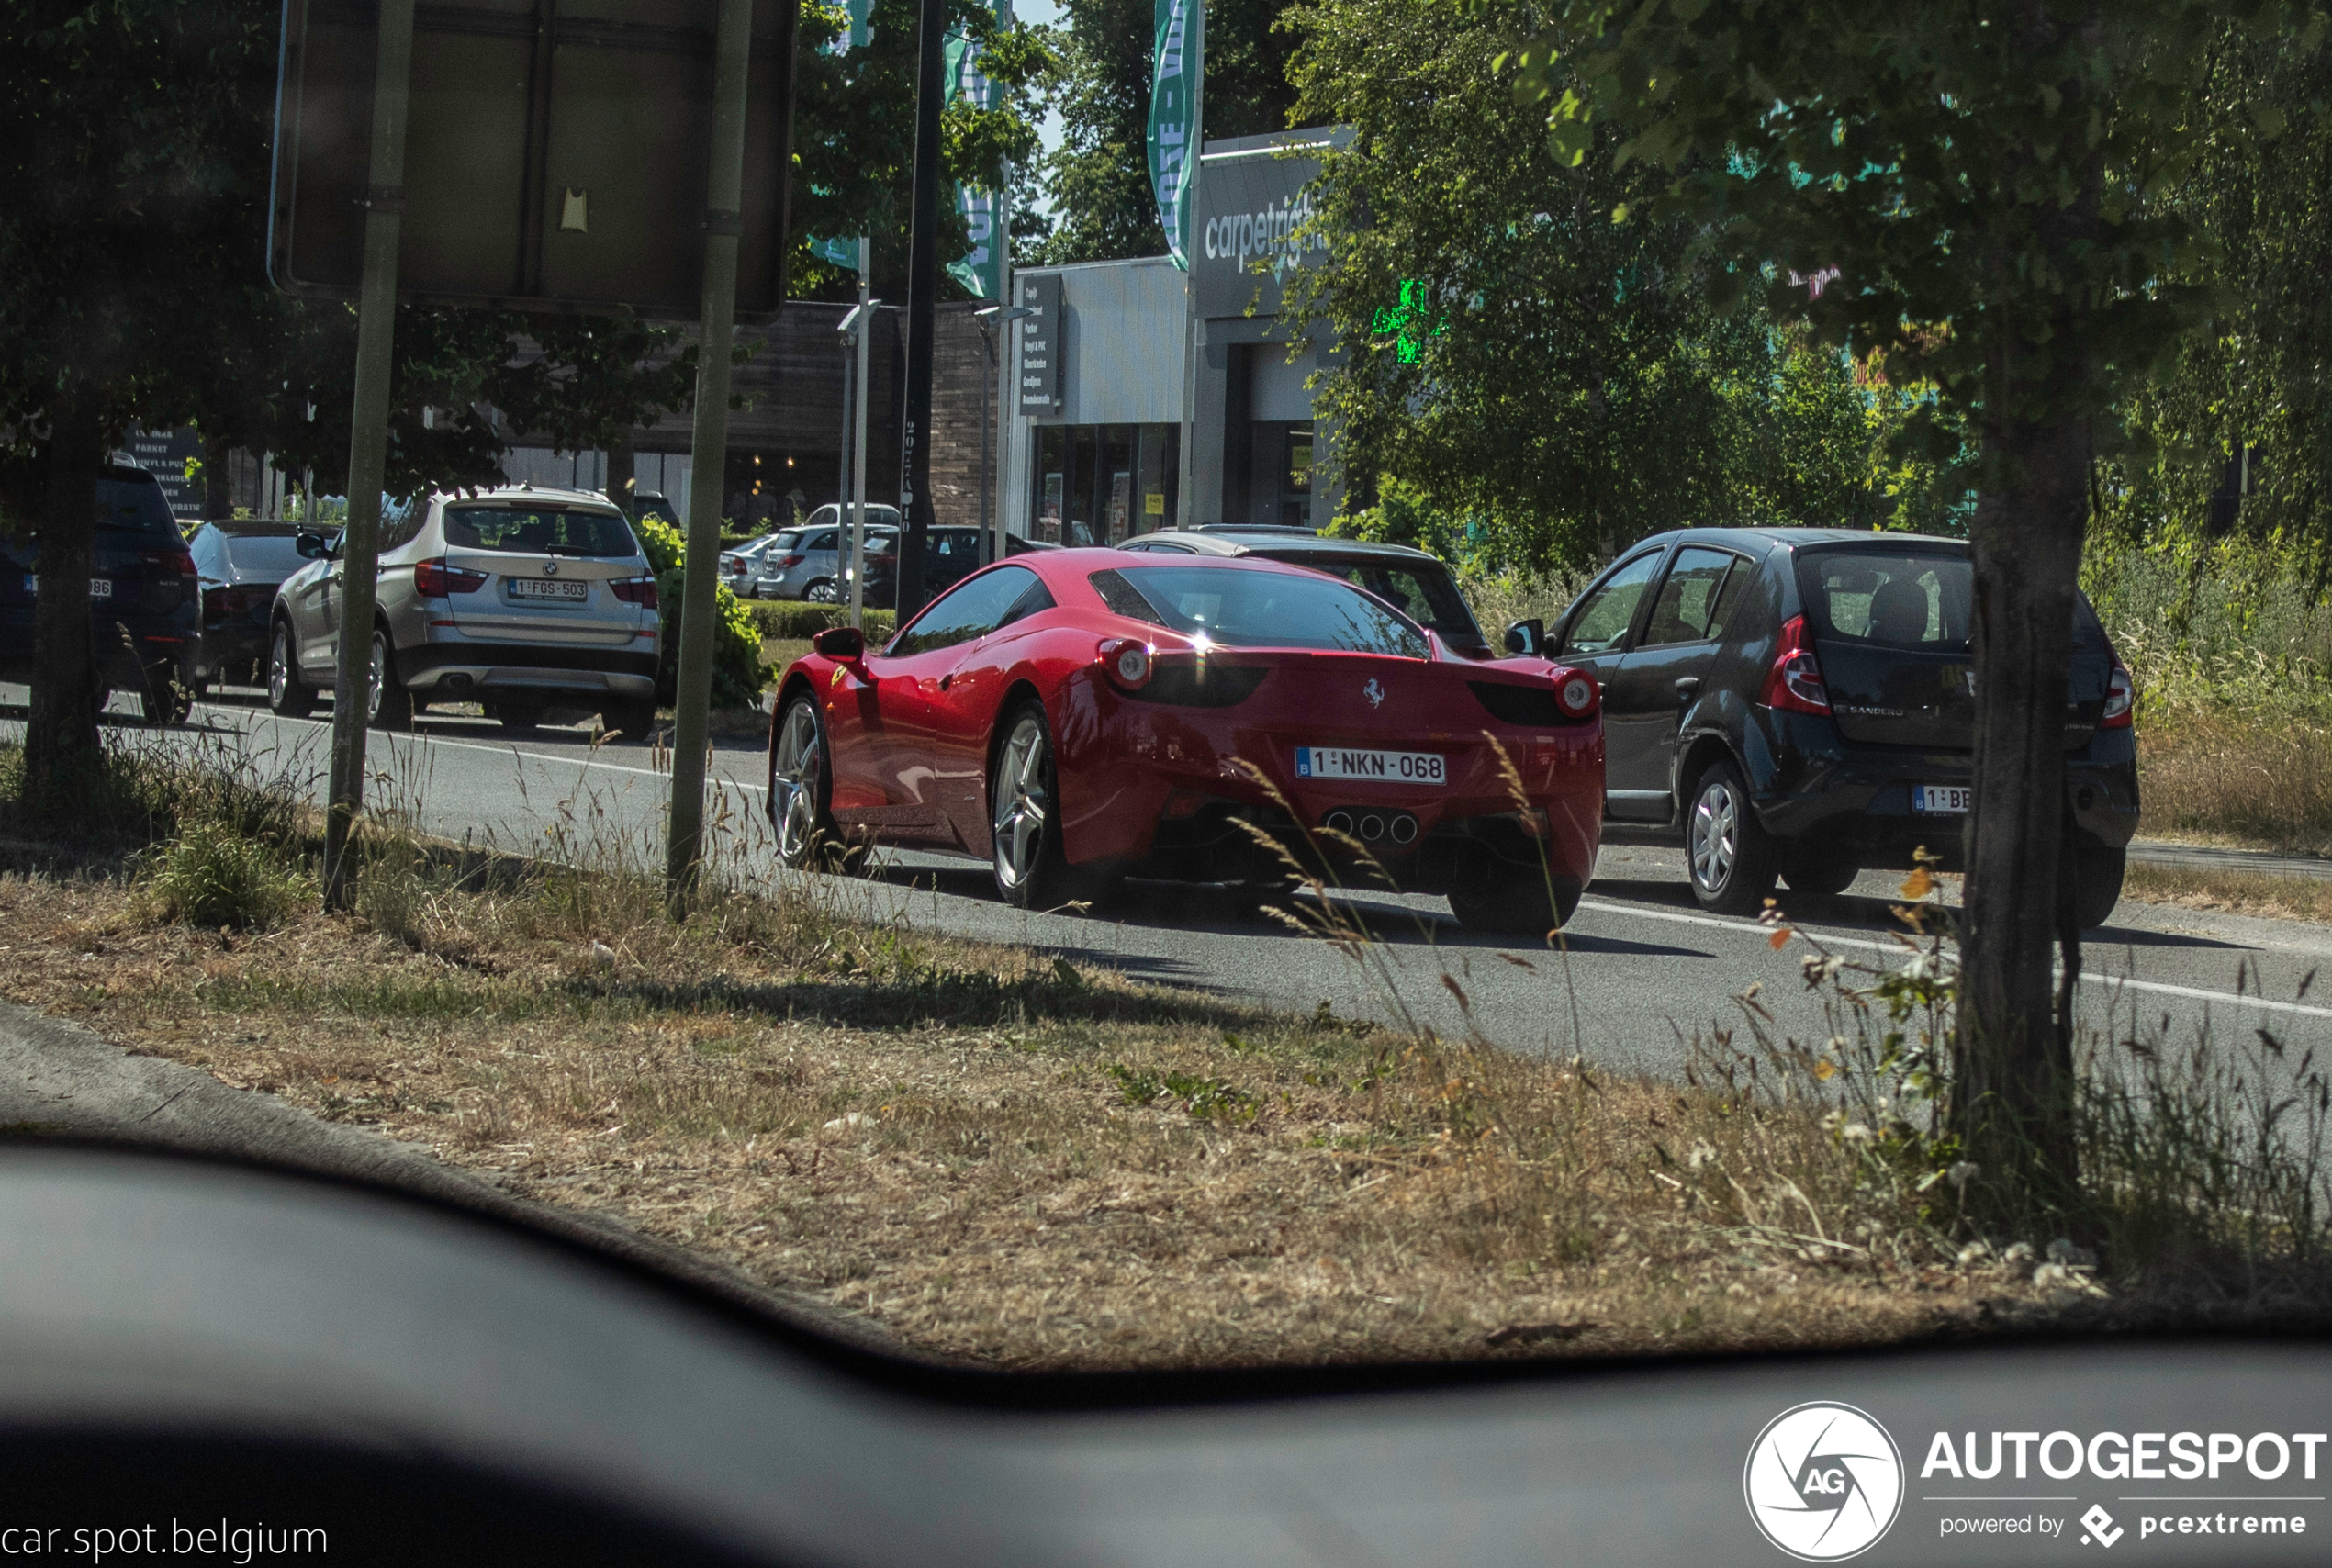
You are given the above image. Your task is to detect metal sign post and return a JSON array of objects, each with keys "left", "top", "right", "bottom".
[
  {"left": 320, "top": 0, "right": 416, "bottom": 912},
  {"left": 665, "top": 0, "right": 758, "bottom": 913}
]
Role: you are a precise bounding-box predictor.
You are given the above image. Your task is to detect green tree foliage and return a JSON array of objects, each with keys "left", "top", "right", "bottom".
[
  {"left": 790, "top": 0, "right": 1053, "bottom": 297},
  {"left": 1039, "top": 0, "right": 1308, "bottom": 264},
  {"left": 1504, "top": 0, "right": 2321, "bottom": 1196},
  {"left": 1283, "top": 0, "right": 1967, "bottom": 574},
  {"left": 2111, "top": 28, "right": 2332, "bottom": 578}
]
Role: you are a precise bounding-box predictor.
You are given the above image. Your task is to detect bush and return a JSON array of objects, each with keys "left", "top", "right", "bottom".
[
  {"left": 744, "top": 600, "right": 898, "bottom": 641},
  {"left": 138, "top": 819, "right": 312, "bottom": 931},
  {"left": 631, "top": 512, "right": 774, "bottom": 710}
]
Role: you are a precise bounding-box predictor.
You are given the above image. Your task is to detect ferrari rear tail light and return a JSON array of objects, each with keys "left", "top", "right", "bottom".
[
  {"left": 610, "top": 575, "right": 660, "bottom": 610},
  {"left": 2102, "top": 662, "right": 2134, "bottom": 728},
  {"left": 1552, "top": 669, "right": 1598, "bottom": 720},
  {"left": 1761, "top": 614, "right": 1832, "bottom": 714},
  {"left": 1098, "top": 636, "right": 1152, "bottom": 689},
  {"left": 414, "top": 557, "right": 488, "bottom": 597}
]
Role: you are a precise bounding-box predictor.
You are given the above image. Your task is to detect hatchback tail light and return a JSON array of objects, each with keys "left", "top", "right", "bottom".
[
  {"left": 609, "top": 575, "right": 660, "bottom": 610},
  {"left": 1761, "top": 614, "right": 1832, "bottom": 714},
  {"left": 2101, "top": 663, "right": 2135, "bottom": 729},
  {"left": 777, "top": 554, "right": 805, "bottom": 570},
  {"left": 1097, "top": 636, "right": 1152, "bottom": 689},
  {"left": 414, "top": 557, "right": 488, "bottom": 597},
  {"left": 1551, "top": 668, "right": 1599, "bottom": 720}
]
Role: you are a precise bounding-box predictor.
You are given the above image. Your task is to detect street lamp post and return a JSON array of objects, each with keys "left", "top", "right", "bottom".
[{"left": 973, "top": 304, "right": 1038, "bottom": 567}]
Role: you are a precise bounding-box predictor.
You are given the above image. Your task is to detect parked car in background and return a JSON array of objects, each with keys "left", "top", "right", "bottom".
[
  {"left": 188, "top": 520, "right": 337, "bottom": 691},
  {"left": 1120, "top": 527, "right": 1490, "bottom": 655},
  {"left": 268, "top": 485, "right": 662, "bottom": 740},
  {"left": 718, "top": 532, "right": 787, "bottom": 599},
  {"left": 845, "top": 526, "right": 1057, "bottom": 611},
  {"left": 755, "top": 504, "right": 903, "bottom": 602},
  {"left": 1519, "top": 527, "right": 2138, "bottom": 923},
  {"left": 0, "top": 460, "right": 198, "bottom": 722},
  {"left": 627, "top": 491, "right": 681, "bottom": 528},
  {"left": 768, "top": 550, "right": 1604, "bottom": 931}
]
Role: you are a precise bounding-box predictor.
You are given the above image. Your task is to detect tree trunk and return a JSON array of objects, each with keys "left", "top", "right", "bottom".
[
  {"left": 26, "top": 385, "right": 105, "bottom": 811},
  {"left": 606, "top": 431, "right": 636, "bottom": 512},
  {"left": 202, "top": 431, "right": 233, "bottom": 520},
  {"left": 1955, "top": 414, "right": 2089, "bottom": 1196}
]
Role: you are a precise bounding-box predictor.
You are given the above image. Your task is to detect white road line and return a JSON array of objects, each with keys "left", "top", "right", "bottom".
[
  {"left": 1575, "top": 897, "right": 2332, "bottom": 1022},
  {"left": 207, "top": 708, "right": 769, "bottom": 792}
]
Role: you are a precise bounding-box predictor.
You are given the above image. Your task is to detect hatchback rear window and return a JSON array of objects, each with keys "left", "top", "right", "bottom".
[
  {"left": 444, "top": 506, "right": 638, "bottom": 557},
  {"left": 95, "top": 472, "right": 181, "bottom": 541},
  {"left": 1796, "top": 549, "right": 1972, "bottom": 649},
  {"left": 1105, "top": 566, "right": 1429, "bottom": 657}
]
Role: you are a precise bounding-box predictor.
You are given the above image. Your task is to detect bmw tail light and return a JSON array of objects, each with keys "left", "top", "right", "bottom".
[
  {"left": 414, "top": 557, "right": 488, "bottom": 597},
  {"left": 1098, "top": 636, "right": 1152, "bottom": 689},
  {"left": 1551, "top": 669, "right": 1598, "bottom": 720},
  {"left": 610, "top": 575, "right": 660, "bottom": 610},
  {"left": 2102, "top": 663, "right": 2135, "bottom": 729},
  {"left": 1761, "top": 614, "right": 1832, "bottom": 715}
]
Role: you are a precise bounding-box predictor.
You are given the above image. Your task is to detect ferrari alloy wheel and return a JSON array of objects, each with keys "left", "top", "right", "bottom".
[
  {"left": 1687, "top": 759, "right": 1777, "bottom": 915},
  {"left": 988, "top": 702, "right": 1115, "bottom": 911},
  {"left": 367, "top": 628, "right": 413, "bottom": 731},
  {"left": 770, "top": 694, "right": 836, "bottom": 869},
  {"left": 267, "top": 623, "right": 313, "bottom": 718}
]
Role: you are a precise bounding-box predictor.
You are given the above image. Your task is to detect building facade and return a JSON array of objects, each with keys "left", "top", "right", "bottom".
[{"left": 1001, "top": 129, "right": 1344, "bottom": 545}]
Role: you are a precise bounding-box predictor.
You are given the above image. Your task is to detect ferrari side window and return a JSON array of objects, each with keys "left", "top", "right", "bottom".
[
  {"left": 1088, "top": 568, "right": 1166, "bottom": 624},
  {"left": 887, "top": 566, "right": 1039, "bottom": 656},
  {"left": 996, "top": 578, "right": 1057, "bottom": 630}
]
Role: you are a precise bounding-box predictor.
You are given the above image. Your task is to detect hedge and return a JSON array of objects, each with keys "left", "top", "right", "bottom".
[{"left": 745, "top": 601, "right": 897, "bottom": 641}]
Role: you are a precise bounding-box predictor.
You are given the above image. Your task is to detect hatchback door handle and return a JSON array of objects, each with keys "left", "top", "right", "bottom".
[{"left": 1674, "top": 677, "right": 1700, "bottom": 701}]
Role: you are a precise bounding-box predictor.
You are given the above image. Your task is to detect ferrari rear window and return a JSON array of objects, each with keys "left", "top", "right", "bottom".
[
  {"left": 444, "top": 506, "right": 638, "bottom": 557},
  {"left": 1104, "top": 566, "right": 1429, "bottom": 657}
]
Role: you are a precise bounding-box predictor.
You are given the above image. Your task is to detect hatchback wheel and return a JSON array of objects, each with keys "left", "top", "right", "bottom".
[
  {"left": 804, "top": 578, "right": 840, "bottom": 605},
  {"left": 1687, "top": 759, "right": 1778, "bottom": 915},
  {"left": 1781, "top": 846, "right": 1860, "bottom": 898},
  {"left": 2074, "top": 844, "right": 2127, "bottom": 929},
  {"left": 267, "top": 623, "right": 314, "bottom": 718}
]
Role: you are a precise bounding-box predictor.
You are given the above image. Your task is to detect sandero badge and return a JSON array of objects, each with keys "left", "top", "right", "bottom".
[{"left": 1744, "top": 1402, "right": 1905, "bottom": 1561}]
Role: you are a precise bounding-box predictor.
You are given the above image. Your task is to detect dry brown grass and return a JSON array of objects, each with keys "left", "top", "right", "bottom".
[
  {"left": 0, "top": 849, "right": 2081, "bottom": 1372},
  {"left": 2122, "top": 859, "right": 2332, "bottom": 925},
  {"left": 2138, "top": 709, "right": 2332, "bottom": 855}
]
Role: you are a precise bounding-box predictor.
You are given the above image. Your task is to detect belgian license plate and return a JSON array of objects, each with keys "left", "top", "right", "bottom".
[
  {"left": 1912, "top": 782, "right": 1971, "bottom": 815},
  {"left": 19, "top": 576, "right": 109, "bottom": 598},
  {"left": 1295, "top": 745, "right": 1447, "bottom": 785},
  {"left": 509, "top": 577, "right": 588, "bottom": 602}
]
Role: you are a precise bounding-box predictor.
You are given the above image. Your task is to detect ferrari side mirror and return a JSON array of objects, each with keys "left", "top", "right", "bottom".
[
  {"left": 1503, "top": 618, "right": 1544, "bottom": 657},
  {"left": 813, "top": 625, "right": 865, "bottom": 661}
]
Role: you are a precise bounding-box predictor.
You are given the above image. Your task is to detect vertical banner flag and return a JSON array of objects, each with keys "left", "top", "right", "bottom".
[
  {"left": 808, "top": 0, "right": 879, "bottom": 272},
  {"left": 1146, "top": 0, "right": 1195, "bottom": 269},
  {"left": 946, "top": 2, "right": 1012, "bottom": 299}
]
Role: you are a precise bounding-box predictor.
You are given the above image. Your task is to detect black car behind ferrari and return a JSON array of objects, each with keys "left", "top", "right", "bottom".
[
  {"left": 187, "top": 519, "right": 334, "bottom": 691},
  {"left": 1519, "top": 527, "right": 2138, "bottom": 923},
  {"left": 0, "top": 461, "right": 198, "bottom": 722}
]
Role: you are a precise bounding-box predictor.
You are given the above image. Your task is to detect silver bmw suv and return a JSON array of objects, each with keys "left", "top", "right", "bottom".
[{"left": 266, "top": 485, "right": 663, "bottom": 739}]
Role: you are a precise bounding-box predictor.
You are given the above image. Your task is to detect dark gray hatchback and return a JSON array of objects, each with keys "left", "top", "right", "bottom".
[{"left": 1516, "top": 528, "right": 2138, "bottom": 924}]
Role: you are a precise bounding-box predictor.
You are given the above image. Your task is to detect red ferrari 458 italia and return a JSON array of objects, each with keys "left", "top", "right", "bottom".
[{"left": 764, "top": 550, "right": 1606, "bottom": 934}]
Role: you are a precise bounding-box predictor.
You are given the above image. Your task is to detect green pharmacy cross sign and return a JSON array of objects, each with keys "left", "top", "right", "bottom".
[{"left": 1371, "top": 280, "right": 1446, "bottom": 364}]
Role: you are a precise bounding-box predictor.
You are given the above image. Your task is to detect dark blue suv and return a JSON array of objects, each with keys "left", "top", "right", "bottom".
[
  {"left": 1516, "top": 528, "right": 2138, "bottom": 924},
  {"left": 0, "top": 464, "right": 200, "bottom": 722}
]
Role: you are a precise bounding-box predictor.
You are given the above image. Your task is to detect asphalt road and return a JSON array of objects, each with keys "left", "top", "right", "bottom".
[{"left": 11, "top": 687, "right": 2332, "bottom": 1081}]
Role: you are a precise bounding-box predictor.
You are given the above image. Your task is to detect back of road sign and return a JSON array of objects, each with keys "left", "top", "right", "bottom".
[{"left": 270, "top": 0, "right": 797, "bottom": 322}]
